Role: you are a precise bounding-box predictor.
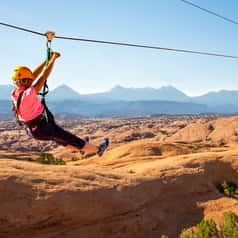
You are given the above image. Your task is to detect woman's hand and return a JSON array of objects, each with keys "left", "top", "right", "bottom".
[
  {"left": 34, "top": 52, "right": 61, "bottom": 93},
  {"left": 52, "top": 52, "right": 61, "bottom": 60}
]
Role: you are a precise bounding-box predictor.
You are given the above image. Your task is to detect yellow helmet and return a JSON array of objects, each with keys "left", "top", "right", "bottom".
[{"left": 12, "top": 66, "right": 34, "bottom": 81}]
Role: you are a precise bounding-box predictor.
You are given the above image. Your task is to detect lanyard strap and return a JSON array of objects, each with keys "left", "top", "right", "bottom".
[{"left": 40, "top": 31, "right": 55, "bottom": 97}]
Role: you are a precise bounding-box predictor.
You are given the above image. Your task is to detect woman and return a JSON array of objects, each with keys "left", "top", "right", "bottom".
[{"left": 11, "top": 52, "right": 109, "bottom": 156}]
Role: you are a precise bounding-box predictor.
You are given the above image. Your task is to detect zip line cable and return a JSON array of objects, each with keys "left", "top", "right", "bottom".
[
  {"left": 1, "top": 21, "right": 238, "bottom": 59},
  {"left": 180, "top": 0, "right": 238, "bottom": 25},
  {"left": 0, "top": 22, "right": 45, "bottom": 36}
]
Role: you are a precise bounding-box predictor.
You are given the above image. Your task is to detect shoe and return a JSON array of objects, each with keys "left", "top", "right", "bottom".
[{"left": 97, "top": 138, "right": 109, "bottom": 157}]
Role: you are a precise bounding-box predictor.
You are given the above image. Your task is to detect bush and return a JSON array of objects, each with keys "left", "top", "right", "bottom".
[
  {"left": 196, "top": 219, "right": 219, "bottom": 238},
  {"left": 71, "top": 157, "right": 79, "bottom": 161},
  {"left": 164, "top": 212, "right": 238, "bottom": 238},
  {"left": 221, "top": 212, "right": 238, "bottom": 237},
  {"left": 180, "top": 228, "right": 196, "bottom": 238},
  {"left": 160, "top": 129, "right": 169, "bottom": 135},
  {"left": 142, "top": 131, "right": 155, "bottom": 139},
  {"left": 35, "top": 153, "right": 66, "bottom": 165},
  {"left": 217, "top": 181, "right": 238, "bottom": 199},
  {"left": 208, "top": 124, "right": 215, "bottom": 131},
  {"left": 178, "top": 124, "right": 187, "bottom": 129}
]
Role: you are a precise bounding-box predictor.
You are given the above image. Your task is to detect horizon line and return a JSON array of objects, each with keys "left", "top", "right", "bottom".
[{"left": 1, "top": 83, "right": 237, "bottom": 97}]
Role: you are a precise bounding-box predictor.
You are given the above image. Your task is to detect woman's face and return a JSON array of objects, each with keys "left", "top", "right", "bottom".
[{"left": 13, "top": 78, "right": 33, "bottom": 90}]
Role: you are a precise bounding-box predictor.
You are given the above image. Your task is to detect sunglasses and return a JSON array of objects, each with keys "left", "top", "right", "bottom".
[{"left": 14, "top": 78, "right": 33, "bottom": 86}]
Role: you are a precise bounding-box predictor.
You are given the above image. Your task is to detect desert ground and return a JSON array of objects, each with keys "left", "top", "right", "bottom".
[{"left": 0, "top": 115, "right": 237, "bottom": 237}]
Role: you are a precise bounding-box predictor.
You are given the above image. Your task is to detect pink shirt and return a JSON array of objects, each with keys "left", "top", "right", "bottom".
[{"left": 11, "top": 86, "right": 44, "bottom": 122}]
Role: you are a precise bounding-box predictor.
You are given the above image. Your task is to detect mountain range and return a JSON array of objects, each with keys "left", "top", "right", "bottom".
[{"left": 1, "top": 84, "right": 238, "bottom": 117}]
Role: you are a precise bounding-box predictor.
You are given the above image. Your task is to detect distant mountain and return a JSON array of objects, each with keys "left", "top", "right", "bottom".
[
  {"left": 2, "top": 84, "right": 238, "bottom": 116},
  {"left": 85, "top": 85, "right": 189, "bottom": 102},
  {"left": 0, "top": 100, "right": 208, "bottom": 118},
  {"left": 192, "top": 90, "right": 238, "bottom": 106},
  {"left": 3, "top": 84, "right": 238, "bottom": 106},
  {"left": 48, "top": 84, "right": 81, "bottom": 101},
  {"left": 47, "top": 100, "right": 207, "bottom": 117}
]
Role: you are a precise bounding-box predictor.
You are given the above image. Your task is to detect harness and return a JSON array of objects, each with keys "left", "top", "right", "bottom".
[
  {"left": 12, "top": 90, "right": 24, "bottom": 126},
  {"left": 12, "top": 89, "right": 55, "bottom": 129}
]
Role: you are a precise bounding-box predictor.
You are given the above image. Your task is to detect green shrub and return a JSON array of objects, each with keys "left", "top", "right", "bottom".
[
  {"left": 35, "top": 153, "right": 66, "bottom": 165},
  {"left": 180, "top": 228, "right": 196, "bottom": 238},
  {"left": 217, "top": 181, "right": 238, "bottom": 199},
  {"left": 178, "top": 124, "right": 187, "bottom": 129},
  {"left": 71, "top": 157, "right": 79, "bottom": 161},
  {"left": 208, "top": 124, "right": 215, "bottom": 131},
  {"left": 196, "top": 219, "right": 219, "bottom": 238},
  {"left": 160, "top": 129, "right": 169, "bottom": 135},
  {"left": 161, "top": 235, "right": 169, "bottom": 238},
  {"left": 179, "top": 219, "right": 219, "bottom": 238},
  {"left": 164, "top": 212, "right": 238, "bottom": 238},
  {"left": 221, "top": 212, "right": 238, "bottom": 238}
]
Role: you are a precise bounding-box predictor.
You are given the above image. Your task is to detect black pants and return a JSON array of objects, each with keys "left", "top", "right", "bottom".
[{"left": 30, "top": 118, "right": 86, "bottom": 149}]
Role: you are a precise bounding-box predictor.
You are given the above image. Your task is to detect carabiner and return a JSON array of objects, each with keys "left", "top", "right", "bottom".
[{"left": 45, "top": 31, "right": 55, "bottom": 42}]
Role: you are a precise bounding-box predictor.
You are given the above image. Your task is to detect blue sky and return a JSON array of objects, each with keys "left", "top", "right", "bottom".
[{"left": 0, "top": 0, "right": 238, "bottom": 96}]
